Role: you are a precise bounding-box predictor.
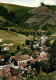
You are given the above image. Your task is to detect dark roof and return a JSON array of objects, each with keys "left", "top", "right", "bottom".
[{"left": 11, "top": 69, "right": 19, "bottom": 75}]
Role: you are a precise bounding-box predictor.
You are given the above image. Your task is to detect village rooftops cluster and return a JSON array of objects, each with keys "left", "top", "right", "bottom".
[
  {"left": 0, "top": 36, "right": 50, "bottom": 79},
  {"left": 0, "top": 50, "right": 48, "bottom": 79}
]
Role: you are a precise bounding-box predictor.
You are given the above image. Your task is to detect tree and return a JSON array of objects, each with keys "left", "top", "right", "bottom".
[
  {"left": 40, "top": 2, "right": 45, "bottom": 6},
  {"left": 30, "top": 42, "right": 34, "bottom": 51},
  {"left": 49, "top": 40, "right": 56, "bottom": 71},
  {"left": 0, "top": 46, "right": 1, "bottom": 55},
  {"left": 45, "top": 39, "right": 50, "bottom": 47},
  {"left": 14, "top": 59, "right": 18, "bottom": 66},
  {"left": 8, "top": 11, "right": 16, "bottom": 22},
  {"left": 31, "top": 61, "right": 40, "bottom": 74},
  {"left": 17, "top": 46, "right": 20, "bottom": 51},
  {"left": 41, "top": 61, "right": 50, "bottom": 73},
  {"left": 25, "top": 40, "right": 30, "bottom": 45}
]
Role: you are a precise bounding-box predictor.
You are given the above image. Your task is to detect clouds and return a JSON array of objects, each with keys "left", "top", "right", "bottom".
[
  {"left": 0, "top": 0, "right": 56, "bottom": 7},
  {"left": 3, "top": 0, "right": 10, "bottom": 3},
  {"left": 43, "top": 0, "right": 56, "bottom": 5},
  {"left": 31, "top": 0, "right": 41, "bottom": 7},
  {"left": 13, "top": 1, "right": 31, "bottom": 7},
  {"left": 13, "top": 0, "right": 41, "bottom": 7}
]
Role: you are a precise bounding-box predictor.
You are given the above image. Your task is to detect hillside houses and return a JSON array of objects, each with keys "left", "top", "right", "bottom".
[
  {"left": 0, "top": 35, "right": 50, "bottom": 80},
  {"left": 0, "top": 51, "right": 48, "bottom": 79}
]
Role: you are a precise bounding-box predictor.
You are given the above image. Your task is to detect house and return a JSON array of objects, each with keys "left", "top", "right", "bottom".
[
  {"left": 40, "top": 51, "right": 47, "bottom": 58},
  {"left": 43, "top": 45, "right": 50, "bottom": 51},
  {"left": 5, "top": 76, "right": 17, "bottom": 80},
  {"left": 3, "top": 47, "right": 9, "bottom": 51},
  {"left": 30, "top": 51, "right": 48, "bottom": 64},
  {"left": 3, "top": 67, "right": 12, "bottom": 77},
  {"left": 10, "top": 54, "right": 33, "bottom": 65},
  {"left": 19, "top": 65, "right": 24, "bottom": 70},
  {"left": 27, "top": 67, "right": 32, "bottom": 74},
  {"left": 36, "top": 56, "right": 48, "bottom": 62},
  {"left": 0, "top": 70, "right": 3, "bottom": 77},
  {"left": 0, "top": 67, "right": 12, "bottom": 78},
  {"left": 33, "top": 43, "right": 39, "bottom": 49},
  {"left": 19, "top": 62, "right": 27, "bottom": 71}
]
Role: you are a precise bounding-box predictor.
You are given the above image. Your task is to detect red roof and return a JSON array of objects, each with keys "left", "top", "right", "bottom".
[
  {"left": 12, "top": 76, "right": 17, "bottom": 80},
  {"left": 5, "top": 72, "right": 11, "bottom": 77},
  {"left": 6, "top": 76, "right": 17, "bottom": 80},
  {"left": 19, "top": 65, "right": 24, "bottom": 70},
  {"left": 15, "top": 54, "right": 31, "bottom": 61},
  {"left": 30, "top": 55, "right": 48, "bottom": 63},
  {"left": 3, "top": 67, "right": 10, "bottom": 73},
  {"left": 0, "top": 70, "right": 3, "bottom": 77}
]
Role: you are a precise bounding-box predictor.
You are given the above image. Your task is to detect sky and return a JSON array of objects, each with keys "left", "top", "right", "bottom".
[{"left": 0, "top": 0, "right": 56, "bottom": 7}]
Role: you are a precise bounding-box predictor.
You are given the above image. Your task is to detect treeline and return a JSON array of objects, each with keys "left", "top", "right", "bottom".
[
  {"left": 42, "top": 24, "right": 56, "bottom": 30},
  {"left": 0, "top": 5, "right": 15, "bottom": 22},
  {"left": 0, "top": 5, "right": 33, "bottom": 25},
  {"left": 14, "top": 9, "right": 33, "bottom": 26},
  {"left": 10, "top": 28, "right": 35, "bottom": 36}
]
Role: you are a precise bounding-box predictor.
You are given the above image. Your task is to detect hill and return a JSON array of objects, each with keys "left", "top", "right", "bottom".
[
  {"left": 0, "top": 30, "right": 33, "bottom": 53},
  {"left": 0, "top": 3, "right": 33, "bottom": 26},
  {"left": 26, "top": 6, "right": 56, "bottom": 29},
  {"left": 0, "top": 3, "right": 56, "bottom": 36}
]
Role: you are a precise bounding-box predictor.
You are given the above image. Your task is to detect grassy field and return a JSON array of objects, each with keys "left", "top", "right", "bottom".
[
  {"left": 50, "top": 40, "right": 54, "bottom": 45},
  {"left": 0, "top": 30, "right": 33, "bottom": 52},
  {"left": 50, "top": 34, "right": 56, "bottom": 37},
  {"left": 0, "top": 3, "right": 33, "bottom": 11},
  {"left": 0, "top": 16, "right": 7, "bottom": 22}
]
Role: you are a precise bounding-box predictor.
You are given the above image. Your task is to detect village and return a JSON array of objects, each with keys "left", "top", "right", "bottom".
[{"left": 0, "top": 33, "right": 51, "bottom": 80}]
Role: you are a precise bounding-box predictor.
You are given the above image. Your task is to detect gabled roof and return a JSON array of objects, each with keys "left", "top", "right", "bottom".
[{"left": 15, "top": 54, "right": 31, "bottom": 61}]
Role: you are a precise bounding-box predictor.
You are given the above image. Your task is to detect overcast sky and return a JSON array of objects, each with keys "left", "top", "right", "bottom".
[{"left": 0, "top": 0, "right": 56, "bottom": 7}]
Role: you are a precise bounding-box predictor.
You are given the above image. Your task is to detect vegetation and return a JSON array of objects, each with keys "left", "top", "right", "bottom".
[
  {"left": 0, "top": 3, "right": 33, "bottom": 26},
  {"left": 45, "top": 39, "right": 50, "bottom": 47},
  {"left": 40, "top": 2, "right": 56, "bottom": 11},
  {"left": 0, "top": 3, "right": 56, "bottom": 80}
]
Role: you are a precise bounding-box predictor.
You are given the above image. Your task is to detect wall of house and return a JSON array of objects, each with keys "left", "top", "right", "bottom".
[{"left": 17, "top": 58, "right": 32, "bottom": 65}]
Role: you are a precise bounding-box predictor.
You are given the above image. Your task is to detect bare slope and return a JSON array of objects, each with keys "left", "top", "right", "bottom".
[{"left": 26, "top": 6, "right": 56, "bottom": 28}]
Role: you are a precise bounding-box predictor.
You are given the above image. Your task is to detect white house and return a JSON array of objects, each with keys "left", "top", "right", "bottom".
[
  {"left": 33, "top": 44, "right": 39, "bottom": 49},
  {"left": 40, "top": 51, "right": 47, "bottom": 58},
  {"left": 3, "top": 47, "right": 9, "bottom": 51}
]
